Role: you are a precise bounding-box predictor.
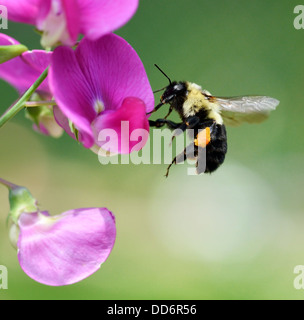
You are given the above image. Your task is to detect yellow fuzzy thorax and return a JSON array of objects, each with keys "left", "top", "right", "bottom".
[{"left": 183, "top": 82, "right": 223, "bottom": 124}]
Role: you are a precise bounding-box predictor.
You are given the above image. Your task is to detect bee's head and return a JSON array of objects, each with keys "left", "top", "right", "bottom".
[
  {"left": 152, "top": 64, "right": 187, "bottom": 112},
  {"left": 160, "top": 82, "right": 187, "bottom": 104}
]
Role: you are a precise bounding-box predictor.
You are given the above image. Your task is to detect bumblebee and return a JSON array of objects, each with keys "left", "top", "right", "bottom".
[{"left": 149, "top": 65, "right": 279, "bottom": 177}]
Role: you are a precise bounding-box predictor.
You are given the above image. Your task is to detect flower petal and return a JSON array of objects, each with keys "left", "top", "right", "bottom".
[
  {"left": 1, "top": 0, "right": 40, "bottom": 25},
  {"left": 28, "top": 106, "right": 64, "bottom": 138},
  {"left": 0, "top": 49, "right": 51, "bottom": 95},
  {"left": 17, "top": 208, "right": 116, "bottom": 286},
  {"left": 53, "top": 106, "right": 76, "bottom": 139},
  {"left": 0, "top": 33, "right": 51, "bottom": 94},
  {"left": 49, "top": 45, "right": 97, "bottom": 148},
  {"left": 93, "top": 97, "right": 149, "bottom": 154},
  {"left": 61, "top": 0, "right": 80, "bottom": 44},
  {"left": 38, "top": 0, "right": 79, "bottom": 47},
  {"left": 0, "top": 33, "right": 20, "bottom": 46},
  {"left": 54, "top": 105, "right": 92, "bottom": 143},
  {"left": 79, "top": 0, "right": 139, "bottom": 40},
  {"left": 35, "top": 0, "right": 51, "bottom": 29},
  {"left": 75, "top": 34, "right": 154, "bottom": 113}
]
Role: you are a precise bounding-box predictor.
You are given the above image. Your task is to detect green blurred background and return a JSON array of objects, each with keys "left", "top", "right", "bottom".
[{"left": 1, "top": 0, "right": 304, "bottom": 300}]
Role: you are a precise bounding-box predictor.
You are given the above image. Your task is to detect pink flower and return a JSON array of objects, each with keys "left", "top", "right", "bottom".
[
  {"left": 49, "top": 33, "right": 154, "bottom": 154},
  {"left": 1, "top": 179, "right": 116, "bottom": 286},
  {"left": 17, "top": 208, "right": 116, "bottom": 286},
  {"left": 1, "top": 0, "right": 139, "bottom": 47},
  {"left": 0, "top": 33, "right": 62, "bottom": 137}
]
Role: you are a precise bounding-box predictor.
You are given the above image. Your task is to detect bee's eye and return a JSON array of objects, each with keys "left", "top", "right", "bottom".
[
  {"left": 173, "top": 83, "right": 186, "bottom": 94},
  {"left": 174, "top": 84, "right": 183, "bottom": 91}
]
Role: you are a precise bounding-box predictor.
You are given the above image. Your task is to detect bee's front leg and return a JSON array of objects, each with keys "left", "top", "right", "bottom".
[
  {"left": 171, "top": 115, "right": 201, "bottom": 143},
  {"left": 149, "top": 119, "right": 182, "bottom": 129}
]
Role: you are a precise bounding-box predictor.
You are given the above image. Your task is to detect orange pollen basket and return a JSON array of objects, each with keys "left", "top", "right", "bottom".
[{"left": 194, "top": 127, "right": 211, "bottom": 148}]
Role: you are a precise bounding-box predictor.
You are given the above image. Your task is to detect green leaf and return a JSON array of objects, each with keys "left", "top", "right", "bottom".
[{"left": 0, "top": 44, "right": 28, "bottom": 64}]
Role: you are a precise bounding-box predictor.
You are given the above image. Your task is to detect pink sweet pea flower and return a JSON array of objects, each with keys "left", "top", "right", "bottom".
[
  {"left": 1, "top": 0, "right": 139, "bottom": 48},
  {"left": 49, "top": 33, "right": 154, "bottom": 154},
  {"left": 17, "top": 208, "right": 116, "bottom": 286},
  {"left": 2, "top": 179, "right": 116, "bottom": 286},
  {"left": 0, "top": 33, "right": 62, "bottom": 137}
]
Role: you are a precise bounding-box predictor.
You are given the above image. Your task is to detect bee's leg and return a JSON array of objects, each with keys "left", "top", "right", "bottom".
[
  {"left": 165, "top": 143, "right": 197, "bottom": 177},
  {"left": 150, "top": 116, "right": 200, "bottom": 132},
  {"left": 184, "top": 115, "right": 201, "bottom": 129},
  {"left": 146, "top": 102, "right": 165, "bottom": 115},
  {"left": 164, "top": 105, "right": 174, "bottom": 119},
  {"left": 149, "top": 119, "right": 162, "bottom": 128},
  {"left": 171, "top": 115, "right": 201, "bottom": 143},
  {"left": 149, "top": 119, "right": 183, "bottom": 129}
]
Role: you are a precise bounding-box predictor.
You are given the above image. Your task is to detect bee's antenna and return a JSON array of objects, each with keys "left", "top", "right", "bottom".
[
  {"left": 153, "top": 86, "right": 167, "bottom": 94},
  {"left": 154, "top": 64, "right": 172, "bottom": 85}
]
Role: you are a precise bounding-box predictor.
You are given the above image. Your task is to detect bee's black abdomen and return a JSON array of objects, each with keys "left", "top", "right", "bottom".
[{"left": 197, "top": 124, "right": 227, "bottom": 174}]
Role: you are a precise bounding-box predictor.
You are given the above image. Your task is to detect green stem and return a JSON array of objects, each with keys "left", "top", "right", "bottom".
[
  {"left": 0, "top": 178, "right": 18, "bottom": 190},
  {"left": 0, "top": 67, "right": 49, "bottom": 128},
  {"left": 25, "top": 100, "right": 56, "bottom": 108}
]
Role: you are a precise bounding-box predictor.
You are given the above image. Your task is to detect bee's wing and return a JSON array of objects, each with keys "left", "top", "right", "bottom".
[{"left": 215, "top": 96, "right": 279, "bottom": 126}]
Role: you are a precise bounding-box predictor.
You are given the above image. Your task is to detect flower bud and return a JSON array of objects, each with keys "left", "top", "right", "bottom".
[
  {"left": 8, "top": 222, "right": 19, "bottom": 249},
  {"left": 25, "top": 98, "right": 63, "bottom": 138},
  {"left": 0, "top": 43, "right": 28, "bottom": 64},
  {"left": 7, "top": 183, "right": 38, "bottom": 224}
]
